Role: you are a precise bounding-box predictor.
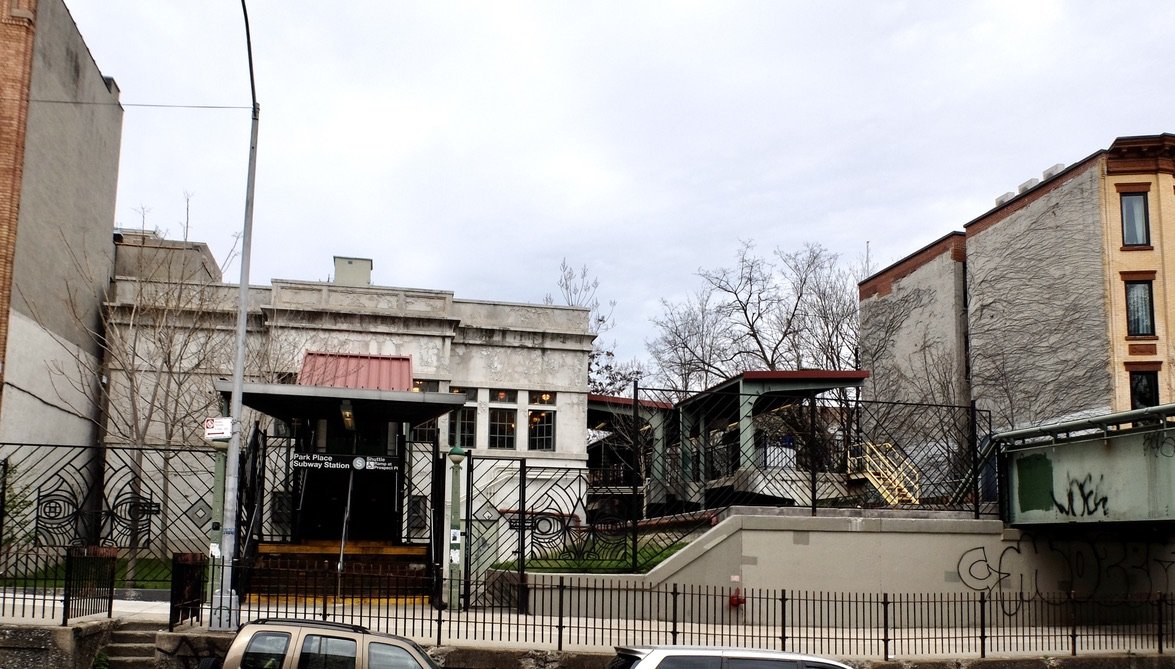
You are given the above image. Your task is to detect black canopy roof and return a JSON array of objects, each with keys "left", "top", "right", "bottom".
[{"left": 212, "top": 379, "right": 466, "bottom": 425}]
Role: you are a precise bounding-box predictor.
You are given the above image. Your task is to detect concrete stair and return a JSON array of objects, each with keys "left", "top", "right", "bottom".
[{"left": 104, "top": 620, "right": 163, "bottom": 669}]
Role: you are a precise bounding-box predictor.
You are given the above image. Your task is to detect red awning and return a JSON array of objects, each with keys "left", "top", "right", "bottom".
[{"left": 298, "top": 352, "right": 413, "bottom": 391}]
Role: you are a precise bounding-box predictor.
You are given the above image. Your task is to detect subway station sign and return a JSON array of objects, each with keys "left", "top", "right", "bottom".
[{"left": 291, "top": 453, "right": 397, "bottom": 472}]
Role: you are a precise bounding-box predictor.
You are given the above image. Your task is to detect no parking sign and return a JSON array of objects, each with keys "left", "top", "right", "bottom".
[{"left": 204, "top": 416, "right": 232, "bottom": 441}]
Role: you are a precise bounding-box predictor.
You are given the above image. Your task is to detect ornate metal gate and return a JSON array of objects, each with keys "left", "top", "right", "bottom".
[{"left": 461, "top": 455, "right": 633, "bottom": 611}]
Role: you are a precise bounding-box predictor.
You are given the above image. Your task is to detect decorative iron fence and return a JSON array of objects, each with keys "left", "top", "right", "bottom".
[
  {"left": 577, "top": 387, "right": 996, "bottom": 574},
  {"left": 0, "top": 385, "right": 994, "bottom": 587},
  {"left": 195, "top": 559, "right": 1173, "bottom": 659},
  {"left": 0, "top": 441, "right": 220, "bottom": 590}
]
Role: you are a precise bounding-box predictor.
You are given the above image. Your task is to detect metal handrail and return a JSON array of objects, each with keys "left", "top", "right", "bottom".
[{"left": 848, "top": 442, "right": 920, "bottom": 504}]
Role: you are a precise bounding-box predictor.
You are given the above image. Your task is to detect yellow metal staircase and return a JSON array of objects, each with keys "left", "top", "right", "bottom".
[{"left": 848, "top": 442, "right": 920, "bottom": 505}]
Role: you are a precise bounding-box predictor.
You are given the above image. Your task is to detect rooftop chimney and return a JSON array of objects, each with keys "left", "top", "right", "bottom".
[{"left": 1042, "top": 163, "right": 1066, "bottom": 180}]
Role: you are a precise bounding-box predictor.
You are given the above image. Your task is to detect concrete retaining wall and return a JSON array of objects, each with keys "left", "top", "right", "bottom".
[{"left": 0, "top": 620, "right": 113, "bottom": 669}]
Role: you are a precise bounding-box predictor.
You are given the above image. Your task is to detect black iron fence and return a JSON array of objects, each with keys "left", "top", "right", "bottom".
[
  {"left": 190, "top": 558, "right": 1174, "bottom": 659},
  {"left": 576, "top": 388, "right": 996, "bottom": 575},
  {"left": 169, "top": 552, "right": 207, "bottom": 631},
  {"left": 60, "top": 546, "right": 117, "bottom": 624},
  {"left": 0, "top": 546, "right": 116, "bottom": 624},
  {"left": 0, "top": 441, "right": 220, "bottom": 591}
]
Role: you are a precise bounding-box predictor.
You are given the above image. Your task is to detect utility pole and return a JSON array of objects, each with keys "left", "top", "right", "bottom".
[{"left": 214, "top": 0, "right": 260, "bottom": 631}]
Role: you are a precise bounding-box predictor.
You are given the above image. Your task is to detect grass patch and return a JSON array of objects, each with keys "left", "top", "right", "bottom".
[
  {"left": 492, "top": 538, "right": 687, "bottom": 573},
  {"left": 0, "top": 554, "right": 174, "bottom": 588}
]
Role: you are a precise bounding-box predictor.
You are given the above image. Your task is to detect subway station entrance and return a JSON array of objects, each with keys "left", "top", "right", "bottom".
[{"left": 213, "top": 354, "right": 464, "bottom": 597}]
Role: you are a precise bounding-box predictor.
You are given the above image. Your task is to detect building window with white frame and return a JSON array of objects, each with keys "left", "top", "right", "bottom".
[
  {"left": 528, "top": 411, "right": 556, "bottom": 451},
  {"left": 526, "top": 391, "right": 556, "bottom": 451},
  {"left": 1121, "top": 192, "right": 1151, "bottom": 247},
  {"left": 1126, "top": 280, "right": 1156, "bottom": 337},
  {"left": 448, "top": 387, "right": 477, "bottom": 449},
  {"left": 489, "top": 388, "right": 516, "bottom": 449}
]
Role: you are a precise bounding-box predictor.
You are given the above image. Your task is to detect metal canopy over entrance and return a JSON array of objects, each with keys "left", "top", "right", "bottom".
[{"left": 218, "top": 380, "right": 465, "bottom": 427}]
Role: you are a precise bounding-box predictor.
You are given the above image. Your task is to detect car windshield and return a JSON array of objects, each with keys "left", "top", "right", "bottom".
[{"left": 404, "top": 639, "right": 441, "bottom": 669}]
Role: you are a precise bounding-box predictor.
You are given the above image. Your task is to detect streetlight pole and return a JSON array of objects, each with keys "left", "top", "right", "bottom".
[
  {"left": 215, "top": 0, "right": 259, "bottom": 630},
  {"left": 447, "top": 444, "right": 466, "bottom": 608}
]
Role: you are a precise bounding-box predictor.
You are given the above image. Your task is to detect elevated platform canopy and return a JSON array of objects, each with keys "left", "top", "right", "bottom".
[
  {"left": 588, "top": 370, "right": 871, "bottom": 426},
  {"left": 678, "top": 370, "right": 870, "bottom": 419}
]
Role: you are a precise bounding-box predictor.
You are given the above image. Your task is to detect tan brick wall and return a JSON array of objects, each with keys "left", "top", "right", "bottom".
[
  {"left": 0, "top": 0, "right": 38, "bottom": 407},
  {"left": 1104, "top": 172, "right": 1175, "bottom": 410}
]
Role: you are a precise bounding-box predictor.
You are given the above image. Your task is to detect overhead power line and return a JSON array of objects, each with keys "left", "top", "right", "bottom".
[{"left": 12, "top": 96, "right": 250, "bottom": 110}]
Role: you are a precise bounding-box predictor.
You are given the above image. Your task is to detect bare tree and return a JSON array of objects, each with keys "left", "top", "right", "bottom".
[
  {"left": 545, "top": 259, "right": 643, "bottom": 396},
  {"left": 647, "top": 287, "right": 732, "bottom": 395},
  {"left": 647, "top": 241, "right": 856, "bottom": 391},
  {"left": 35, "top": 231, "right": 303, "bottom": 568},
  {"left": 798, "top": 254, "right": 860, "bottom": 372}
]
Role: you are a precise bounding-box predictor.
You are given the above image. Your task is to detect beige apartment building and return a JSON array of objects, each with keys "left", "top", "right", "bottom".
[{"left": 860, "top": 133, "right": 1175, "bottom": 431}]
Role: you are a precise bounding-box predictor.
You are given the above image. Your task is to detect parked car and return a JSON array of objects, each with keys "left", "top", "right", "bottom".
[
  {"left": 199, "top": 618, "right": 439, "bottom": 669},
  {"left": 605, "top": 646, "right": 855, "bottom": 669}
]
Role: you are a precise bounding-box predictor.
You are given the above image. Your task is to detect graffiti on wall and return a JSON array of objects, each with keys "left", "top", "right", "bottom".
[
  {"left": 957, "top": 532, "right": 1175, "bottom": 612},
  {"left": 1143, "top": 431, "right": 1175, "bottom": 458},
  {"left": 1014, "top": 452, "right": 1116, "bottom": 521},
  {"left": 1052, "top": 473, "right": 1108, "bottom": 518}
]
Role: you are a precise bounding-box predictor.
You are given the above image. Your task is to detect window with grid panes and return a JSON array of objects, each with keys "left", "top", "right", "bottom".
[
  {"left": 489, "top": 409, "right": 515, "bottom": 449},
  {"left": 410, "top": 418, "right": 437, "bottom": 444},
  {"left": 448, "top": 406, "right": 476, "bottom": 449},
  {"left": 527, "top": 410, "right": 555, "bottom": 450},
  {"left": 488, "top": 388, "right": 516, "bottom": 449}
]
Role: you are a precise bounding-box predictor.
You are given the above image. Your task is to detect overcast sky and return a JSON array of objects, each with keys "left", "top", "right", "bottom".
[{"left": 64, "top": 1, "right": 1175, "bottom": 363}]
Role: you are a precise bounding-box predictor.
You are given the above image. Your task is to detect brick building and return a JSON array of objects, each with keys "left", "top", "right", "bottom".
[{"left": 860, "top": 133, "right": 1175, "bottom": 431}]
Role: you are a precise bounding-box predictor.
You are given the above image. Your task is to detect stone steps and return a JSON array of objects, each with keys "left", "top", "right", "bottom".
[{"left": 103, "top": 620, "right": 164, "bottom": 669}]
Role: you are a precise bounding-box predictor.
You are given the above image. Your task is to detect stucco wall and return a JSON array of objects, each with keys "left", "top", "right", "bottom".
[
  {"left": 644, "top": 512, "right": 1008, "bottom": 595},
  {"left": 265, "top": 280, "right": 593, "bottom": 456},
  {"left": 0, "top": 0, "right": 121, "bottom": 444},
  {"left": 11, "top": 0, "right": 121, "bottom": 351},
  {"left": 860, "top": 244, "right": 968, "bottom": 407},
  {"left": 967, "top": 164, "right": 1112, "bottom": 430},
  {"left": 0, "top": 310, "right": 97, "bottom": 444}
]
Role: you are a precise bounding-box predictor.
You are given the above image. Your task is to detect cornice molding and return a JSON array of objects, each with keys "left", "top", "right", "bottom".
[{"left": 1106, "top": 134, "right": 1175, "bottom": 176}]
